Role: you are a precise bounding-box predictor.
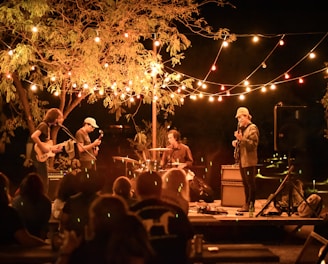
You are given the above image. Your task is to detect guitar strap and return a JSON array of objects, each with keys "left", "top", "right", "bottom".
[{"left": 240, "top": 122, "right": 252, "bottom": 134}]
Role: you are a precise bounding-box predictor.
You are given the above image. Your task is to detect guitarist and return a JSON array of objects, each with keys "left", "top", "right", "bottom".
[
  {"left": 75, "top": 117, "right": 102, "bottom": 171},
  {"left": 232, "top": 107, "right": 259, "bottom": 213},
  {"left": 31, "top": 108, "right": 64, "bottom": 194}
]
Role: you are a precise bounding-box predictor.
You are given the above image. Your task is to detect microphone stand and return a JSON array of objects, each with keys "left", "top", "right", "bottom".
[{"left": 59, "top": 124, "right": 97, "bottom": 160}]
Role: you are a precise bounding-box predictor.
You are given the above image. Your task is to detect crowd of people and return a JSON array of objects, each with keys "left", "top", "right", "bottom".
[{"left": 0, "top": 167, "right": 194, "bottom": 264}]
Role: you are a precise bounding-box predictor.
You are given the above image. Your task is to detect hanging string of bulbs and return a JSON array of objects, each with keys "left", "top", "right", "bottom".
[{"left": 2, "top": 30, "right": 328, "bottom": 104}]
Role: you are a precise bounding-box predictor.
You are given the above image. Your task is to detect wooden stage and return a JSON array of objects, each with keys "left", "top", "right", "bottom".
[
  {"left": 188, "top": 199, "right": 324, "bottom": 244},
  {"left": 188, "top": 199, "right": 324, "bottom": 226}
]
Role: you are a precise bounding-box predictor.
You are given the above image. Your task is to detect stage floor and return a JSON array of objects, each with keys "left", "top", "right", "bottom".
[
  {"left": 187, "top": 199, "right": 327, "bottom": 262},
  {"left": 188, "top": 199, "right": 324, "bottom": 226}
]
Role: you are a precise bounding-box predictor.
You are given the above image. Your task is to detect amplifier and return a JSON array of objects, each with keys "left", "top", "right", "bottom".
[
  {"left": 221, "top": 180, "right": 245, "bottom": 207},
  {"left": 221, "top": 164, "right": 241, "bottom": 181},
  {"left": 48, "top": 172, "right": 64, "bottom": 200}
]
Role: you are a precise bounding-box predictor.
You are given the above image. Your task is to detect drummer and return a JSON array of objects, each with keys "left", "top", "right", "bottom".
[{"left": 160, "top": 129, "right": 193, "bottom": 170}]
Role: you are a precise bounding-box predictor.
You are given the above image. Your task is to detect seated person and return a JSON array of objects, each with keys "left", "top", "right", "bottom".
[
  {"left": 161, "top": 168, "right": 190, "bottom": 215},
  {"left": 52, "top": 170, "right": 81, "bottom": 220},
  {"left": 0, "top": 172, "right": 47, "bottom": 247},
  {"left": 60, "top": 169, "right": 102, "bottom": 237},
  {"left": 160, "top": 129, "right": 193, "bottom": 170},
  {"left": 57, "top": 195, "right": 154, "bottom": 264},
  {"left": 130, "top": 171, "right": 194, "bottom": 264},
  {"left": 112, "top": 176, "right": 137, "bottom": 207},
  {"left": 12, "top": 172, "right": 52, "bottom": 239}
]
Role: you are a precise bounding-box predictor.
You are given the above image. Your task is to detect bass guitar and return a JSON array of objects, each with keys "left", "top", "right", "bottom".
[{"left": 34, "top": 139, "right": 74, "bottom": 162}]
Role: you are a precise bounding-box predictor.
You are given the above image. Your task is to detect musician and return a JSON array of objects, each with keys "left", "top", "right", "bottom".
[
  {"left": 31, "top": 108, "right": 64, "bottom": 193},
  {"left": 75, "top": 117, "right": 102, "bottom": 170},
  {"left": 160, "top": 129, "right": 193, "bottom": 170},
  {"left": 232, "top": 107, "right": 259, "bottom": 212}
]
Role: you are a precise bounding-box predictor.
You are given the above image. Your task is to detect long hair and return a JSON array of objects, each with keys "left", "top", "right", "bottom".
[
  {"left": 43, "top": 108, "right": 61, "bottom": 123},
  {"left": 19, "top": 172, "right": 46, "bottom": 201}
]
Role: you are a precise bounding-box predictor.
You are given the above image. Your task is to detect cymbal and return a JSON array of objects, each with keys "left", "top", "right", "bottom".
[
  {"left": 112, "top": 156, "right": 138, "bottom": 164},
  {"left": 148, "top": 148, "right": 171, "bottom": 151}
]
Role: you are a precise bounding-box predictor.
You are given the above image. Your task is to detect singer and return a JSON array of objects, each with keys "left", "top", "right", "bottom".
[
  {"left": 30, "top": 108, "right": 64, "bottom": 193},
  {"left": 160, "top": 129, "right": 193, "bottom": 170},
  {"left": 75, "top": 117, "right": 102, "bottom": 170},
  {"left": 232, "top": 107, "right": 259, "bottom": 212}
]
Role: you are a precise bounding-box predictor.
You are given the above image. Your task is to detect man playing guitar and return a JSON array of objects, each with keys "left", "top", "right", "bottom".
[
  {"left": 31, "top": 108, "right": 64, "bottom": 193},
  {"left": 75, "top": 117, "right": 102, "bottom": 171}
]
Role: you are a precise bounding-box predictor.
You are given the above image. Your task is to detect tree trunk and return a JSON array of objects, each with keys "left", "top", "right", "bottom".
[{"left": 13, "top": 72, "right": 35, "bottom": 134}]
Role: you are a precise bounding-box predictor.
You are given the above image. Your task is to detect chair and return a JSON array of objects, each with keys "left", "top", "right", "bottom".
[{"left": 295, "top": 231, "right": 328, "bottom": 264}]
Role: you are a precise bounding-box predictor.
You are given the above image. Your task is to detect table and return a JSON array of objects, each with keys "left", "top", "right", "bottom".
[
  {"left": 189, "top": 244, "right": 279, "bottom": 263},
  {"left": 0, "top": 244, "right": 58, "bottom": 264}
]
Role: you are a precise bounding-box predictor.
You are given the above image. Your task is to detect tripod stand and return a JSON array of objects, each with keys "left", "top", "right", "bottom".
[{"left": 256, "top": 164, "right": 319, "bottom": 217}]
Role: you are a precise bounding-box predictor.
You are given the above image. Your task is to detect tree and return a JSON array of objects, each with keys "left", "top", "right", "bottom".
[{"left": 0, "top": 0, "right": 234, "bottom": 161}]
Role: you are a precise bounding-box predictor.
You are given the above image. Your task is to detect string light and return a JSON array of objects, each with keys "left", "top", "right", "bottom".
[
  {"left": 309, "top": 52, "right": 316, "bottom": 59},
  {"left": 1, "top": 31, "right": 327, "bottom": 104},
  {"left": 222, "top": 41, "right": 229, "bottom": 47},
  {"left": 252, "top": 35, "right": 259, "bottom": 42},
  {"left": 30, "top": 84, "right": 37, "bottom": 91}
]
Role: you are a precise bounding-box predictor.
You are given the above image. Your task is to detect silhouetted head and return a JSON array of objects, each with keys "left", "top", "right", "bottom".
[
  {"left": 89, "top": 195, "right": 128, "bottom": 235},
  {"left": 112, "top": 176, "right": 132, "bottom": 199},
  {"left": 162, "top": 168, "right": 189, "bottom": 201},
  {"left": 135, "top": 171, "right": 162, "bottom": 199},
  {"left": 19, "top": 172, "right": 45, "bottom": 201}
]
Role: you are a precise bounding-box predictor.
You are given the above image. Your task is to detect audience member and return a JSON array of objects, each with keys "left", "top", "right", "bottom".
[
  {"left": 0, "top": 172, "right": 47, "bottom": 247},
  {"left": 52, "top": 170, "right": 82, "bottom": 220},
  {"left": 56, "top": 195, "right": 154, "bottom": 264},
  {"left": 130, "top": 171, "right": 194, "bottom": 264},
  {"left": 12, "top": 172, "right": 52, "bottom": 239},
  {"left": 60, "top": 169, "right": 102, "bottom": 237},
  {"left": 112, "top": 176, "right": 137, "bottom": 207},
  {"left": 161, "top": 168, "right": 190, "bottom": 215}
]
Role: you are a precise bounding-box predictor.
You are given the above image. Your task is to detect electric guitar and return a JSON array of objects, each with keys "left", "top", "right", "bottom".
[
  {"left": 233, "top": 123, "right": 240, "bottom": 163},
  {"left": 34, "top": 139, "right": 74, "bottom": 162}
]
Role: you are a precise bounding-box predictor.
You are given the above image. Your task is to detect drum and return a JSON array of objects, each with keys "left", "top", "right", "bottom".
[{"left": 145, "top": 159, "right": 160, "bottom": 171}]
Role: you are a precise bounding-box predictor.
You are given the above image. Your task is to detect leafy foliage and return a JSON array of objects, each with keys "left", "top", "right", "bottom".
[{"left": 0, "top": 0, "right": 232, "bottom": 126}]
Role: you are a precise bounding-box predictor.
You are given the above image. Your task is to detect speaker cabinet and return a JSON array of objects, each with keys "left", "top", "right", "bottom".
[
  {"left": 221, "top": 181, "right": 245, "bottom": 207},
  {"left": 274, "top": 105, "right": 307, "bottom": 152}
]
